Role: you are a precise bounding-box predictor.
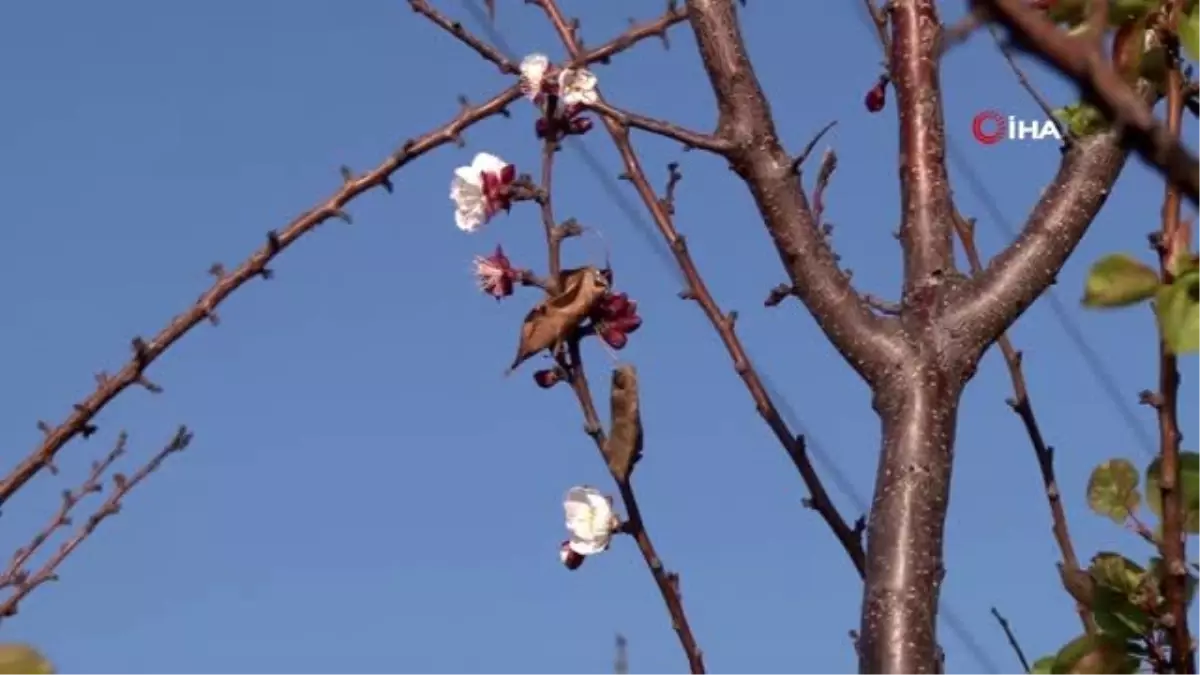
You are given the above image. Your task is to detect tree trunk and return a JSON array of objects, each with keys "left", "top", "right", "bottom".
[{"left": 859, "top": 361, "right": 964, "bottom": 674}]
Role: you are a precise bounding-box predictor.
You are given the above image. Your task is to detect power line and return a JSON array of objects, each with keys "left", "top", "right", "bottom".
[{"left": 452, "top": 2, "right": 1003, "bottom": 671}]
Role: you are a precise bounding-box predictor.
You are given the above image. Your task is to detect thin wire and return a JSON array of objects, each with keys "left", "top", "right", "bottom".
[{"left": 453, "top": 2, "right": 1002, "bottom": 671}]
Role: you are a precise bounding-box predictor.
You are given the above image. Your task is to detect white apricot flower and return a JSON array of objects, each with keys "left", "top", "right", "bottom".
[
  {"left": 519, "top": 53, "right": 551, "bottom": 100},
  {"left": 563, "top": 485, "right": 619, "bottom": 557},
  {"left": 558, "top": 67, "right": 598, "bottom": 107},
  {"left": 448, "top": 152, "right": 516, "bottom": 232}
]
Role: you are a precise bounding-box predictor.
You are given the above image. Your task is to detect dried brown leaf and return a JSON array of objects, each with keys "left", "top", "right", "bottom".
[
  {"left": 508, "top": 267, "right": 610, "bottom": 372},
  {"left": 606, "top": 365, "right": 643, "bottom": 482}
]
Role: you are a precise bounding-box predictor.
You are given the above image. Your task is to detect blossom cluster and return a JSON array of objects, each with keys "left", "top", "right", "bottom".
[{"left": 442, "top": 54, "right": 641, "bottom": 569}]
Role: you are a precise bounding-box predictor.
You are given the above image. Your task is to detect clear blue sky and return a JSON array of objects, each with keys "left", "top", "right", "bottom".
[{"left": 0, "top": 1, "right": 1196, "bottom": 672}]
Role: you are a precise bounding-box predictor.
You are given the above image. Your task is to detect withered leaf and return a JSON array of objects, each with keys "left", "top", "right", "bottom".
[
  {"left": 606, "top": 365, "right": 643, "bottom": 482},
  {"left": 507, "top": 266, "right": 610, "bottom": 372}
]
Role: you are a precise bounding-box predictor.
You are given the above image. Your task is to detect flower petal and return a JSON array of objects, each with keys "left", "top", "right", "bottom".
[
  {"left": 567, "top": 535, "right": 610, "bottom": 556},
  {"left": 453, "top": 166, "right": 484, "bottom": 189},
  {"left": 471, "top": 152, "right": 509, "bottom": 176}
]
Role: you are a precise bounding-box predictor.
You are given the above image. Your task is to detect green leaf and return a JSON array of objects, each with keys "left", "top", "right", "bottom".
[
  {"left": 0, "top": 644, "right": 54, "bottom": 674},
  {"left": 1087, "top": 458, "right": 1142, "bottom": 523},
  {"left": 1154, "top": 270, "right": 1199, "bottom": 354},
  {"left": 1051, "top": 633, "right": 1139, "bottom": 673},
  {"left": 1032, "top": 655, "right": 1056, "bottom": 674},
  {"left": 1055, "top": 103, "right": 1111, "bottom": 138},
  {"left": 1081, "top": 254, "right": 1161, "bottom": 308},
  {"left": 1180, "top": 3, "right": 1200, "bottom": 62},
  {"left": 1088, "top": 553, "right": 1153, "bottom": 640},
  {"left": 1089, "top": 552, "right": 1146, "bottom": 594},
  {"left": 1145, "top": 451, "right": 1200, "bottom": 533}
]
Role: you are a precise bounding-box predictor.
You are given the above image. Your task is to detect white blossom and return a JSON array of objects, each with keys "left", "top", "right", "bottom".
[
  {"left": 519, "top": 53, "right": 551, "bottom": 100},
  {"left": 558, "top": 67, "right": 598, "bottom": 107},
  {"left": 563, "top": 485, "right": 619, "bottom": 556},
  {"left": 448, "top": 152, "right": 512, "bottom": 232}
]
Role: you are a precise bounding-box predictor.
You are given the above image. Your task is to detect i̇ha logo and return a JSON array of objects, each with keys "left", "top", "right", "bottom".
[{"left": 971, "top": 109, "right": 1062, "bottom": 145}]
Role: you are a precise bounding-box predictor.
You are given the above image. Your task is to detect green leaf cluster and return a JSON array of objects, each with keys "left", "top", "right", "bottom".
[{"left": 1081, "top": 253, "right": 1198, "bottom": 355}]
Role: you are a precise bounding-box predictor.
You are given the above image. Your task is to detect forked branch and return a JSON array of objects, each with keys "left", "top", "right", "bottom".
[
  {"left": 530, "top": 0, "right": 868, "bottom": 574},
  {"left": 0, "top": 426, "right": 193, "bottom": 623},
  {"left": 951, "top": 213, "right": 1094, "bottom": 636},
  {"left": 0, "top": 13, "right": 680, "bottom": 512}
]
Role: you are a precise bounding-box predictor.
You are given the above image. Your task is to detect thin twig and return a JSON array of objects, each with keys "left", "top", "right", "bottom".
[
  {"left": 409, "top": 0, "right": 518, "bottom": 74},
  {"left": 951, "top": 211, "right": 1095, "bottom": 636},
  {"left": 1153, "top": 6, "right": 1194, "bottom": 669},
  {"left": 559, "top": 339, "right": 706, "bottom": 674},
  {"left": 976, "top": 0, "right": 1199, "bottom": 203},
  {"left": 989, "top": 607, "right": 1031, "bottom": 673},
  {"left": 532, "top": 0, "right": 867, "bottom": 578},
  {"left": 0, "top": 427, "right": 193, "bottom": 622},
  {"left": 586, "top": 101, "right": 731, "bottom": 154},
  {"left": 984, "top": 23, "right": 1068, "bottom": 142},
  {"left": 0, "top": 434, "right": 129, "bottom": 592},
  {"left": 0, "top": 10, "right": 681, "bottom": 511}
]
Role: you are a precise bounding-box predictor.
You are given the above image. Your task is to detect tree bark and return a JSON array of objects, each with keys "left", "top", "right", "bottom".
[{"left": 860, "top": 358, "right": 965, "bottom": 673}]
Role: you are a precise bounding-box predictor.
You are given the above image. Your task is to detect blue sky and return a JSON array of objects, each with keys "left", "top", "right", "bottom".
[{"left": 0, "top": 1, "right": 1196, "bottom": 672}]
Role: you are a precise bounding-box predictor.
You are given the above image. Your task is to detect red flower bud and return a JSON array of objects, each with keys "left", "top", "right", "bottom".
[
  {"left": 533, "top": 369, "right": 563, "bottom": 389},
  {"left": 864, "top": 77, "right": 888, "bottom": 113}
]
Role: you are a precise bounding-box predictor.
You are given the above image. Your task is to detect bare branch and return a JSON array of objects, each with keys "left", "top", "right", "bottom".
[
  {"left": 891, "top": 0, "right": 956, "bottom": 295},
  {"left": 408, "top": 0, "right": 518, "bottom": 74},
  {"left": 945, "top": 110, "right": 1144, "bottom": 352},
  {"left": 1152, "top": 17, "right": 1195, "bottom": 670},
  {"left": 0, "top": 427, "right": 193, "bottom": 622},
  {"left": 975, "top": 0, "right": 1199, "bottom": 203},
  {"left": 952, "top": 213, "right": 1094, "bottom": 636},
  {"left": 586, "top": 100, "right": 731, "bottom": 153},
  {"left": 531, "top": 0, "right": 868, "bottom": 577},
  {"left": 0, "top": 14, "right": 678, "bottom": 511},
  {"left": 990, "top": 607, "right": 1032, "bottom": 674},
  {"left": 680, "top": 0, "right": 904, "bottom": 384},
  {"left": 985, "top": 23, "right": 1068, "bottom": 143}
]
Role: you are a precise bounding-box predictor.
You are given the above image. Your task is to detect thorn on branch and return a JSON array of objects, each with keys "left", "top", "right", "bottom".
[
  {"left": 764, "top": 284, "right": 794, "bottom": 307},
  {"left": 208, "top": 263, "right": 225, "bottom": 278},
  {"left": 339, "top": 165, "right": 355, "bottom": 185},
  {"left": 332, "top": 209, "right": 353, "bottom": 225},
  {"left": 1139, "top": 389, "right": 1164, "bottom": 407},
  {"left": 864, "top": 293, "right": 902, "bottom": 315},
  {"left": 265, "top": 230, "right": 281, "bottom": 254},
  {"left": 790, "top": 120, "right": 838, "bottom": 174},
  {"left": 136, "top": 376, "right": 163, "bottom": 394},
  {"left": 131, "top": 337, "right": 150, "bottom": 367},
  {"left": 662, "top": 162, "right": 683, "bottom": 215}
]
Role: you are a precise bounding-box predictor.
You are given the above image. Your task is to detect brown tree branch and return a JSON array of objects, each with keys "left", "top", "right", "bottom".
[
  {"left": 951, "top": 213, "right": 1095, "bottom": 636},
  {"left": 674, "top": 0, "right": 905, "bottom": 385},
  {"left": 585, "top": 101, "right": 732, "bottom": 154},
  {"left": 0, "top": 15, "right": 677, "bottom": 512},
  {"left": 974, "top": 0, "right": 1199, "bottom": 203},
  {"left": 557, "top": 341, "right": 705, "bottom": 674},
  {"left": 1153, "top": 15, "right": 1194, "bottom": 671},
  {"left": 408, "top": 0, "right": 518, "bottom": 75},
  {"left": 530, "top": 0, "right": 868, "bottom": 575},
  {"left": 891, "top": 0, "right": 956, "bottom": 296},
  {"left": 0, "top": 426, "right": 193, "bottom": 623},
  {"left": 945, "top": 114, "right": 1143, "bottom": 353}
]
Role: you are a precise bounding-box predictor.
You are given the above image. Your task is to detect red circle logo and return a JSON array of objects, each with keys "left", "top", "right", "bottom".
[{"left": 971, "top": 110, "right": 1006, "bottom": 145}]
